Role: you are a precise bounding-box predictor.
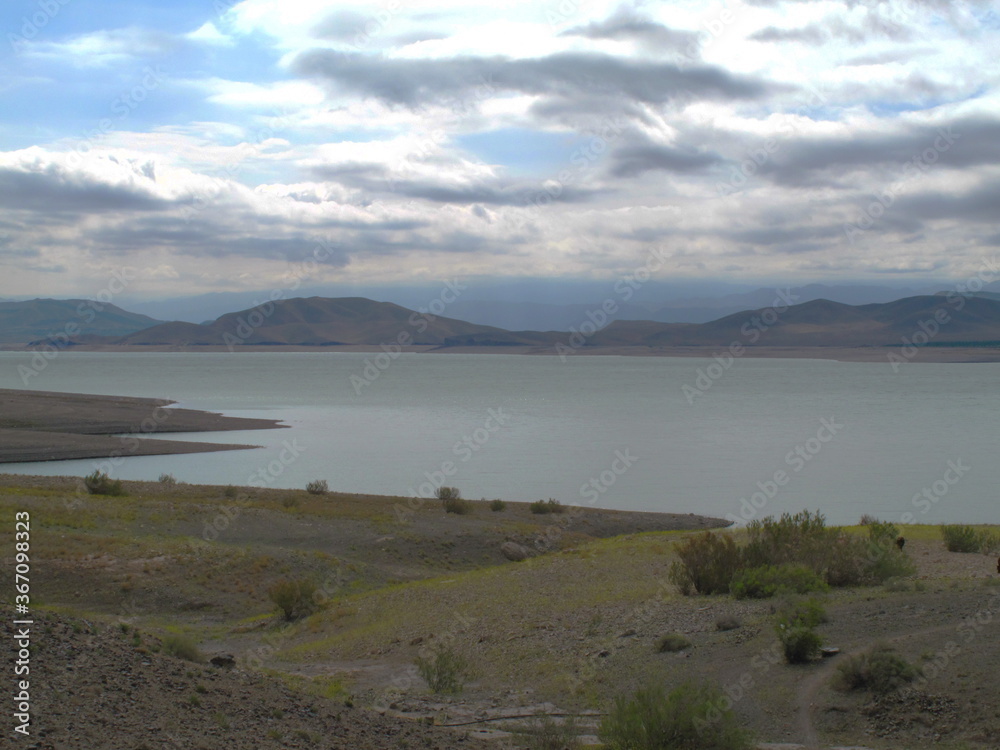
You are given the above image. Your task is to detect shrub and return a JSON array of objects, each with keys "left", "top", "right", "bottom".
[
  {"left": 415, "top": 644, "right": 467, "bottom": 694},
  {"left": 656, "top": 633, "right": 691, "bottom": 653},
  {"left": 84, "top": 470, "right": 126, "bottom": 496},
  {"left": 776, "top": 624, "right": 823, "bottom": 664},
  {"left": 161, "top": 634, "right": 203, "bottom": 662},
  {"left": 777, "top": 597, "right": 828, "bottom": 628},
  {"left": 443, "top": 496, "right": 474, "bottom": 515},
  {"left": 941, "top": 525, "right": 998, "bottom": 553},
  {"left": 158, "top": 473, "right": 177, "bottom": 486},
  {"left": 306, "top": 479, "right": 328, "bottom": 495},
  {"left": 730, "top": 564, "right": 829, "bottom": 599},
  {"left": 489, "top": 498, "right": 506, "bottom": 512},
  {"left": 668, "top": 532, "right": 741, "bottom": 595},
  {"left": 743, "top": 510, "right": 836, "bottom": 571},
  {"left": 436, "top": 486, "right": 461, "bottom": 501},
  {"left": 223, "top": 485, "right": 238, "bottom": 499},
  {"left": 716, "top": 616, "right": 742, "bottom": 632},
  {"left": 861, "top": 521, "right": 916, "bottom": 582},
  {"left": 511, "top": 714, "right": 581, "bottom": 750},
  {"left": 598, "top": 681, "right": 753, "bottom": 750},
  {"left": 833, "top": 644, "right": 919, "bottom": 694},
  {"left": 268, "top": 578, "right": 319, "bottom": 621},
  {"left": 529, "top": 498, "right": 565, "bottom": 514},
  {"left": 858, "top": 514, "right": 879, "bottom": 525}
]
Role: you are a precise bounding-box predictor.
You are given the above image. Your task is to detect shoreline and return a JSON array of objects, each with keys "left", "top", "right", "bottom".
[
  {"left": 0, "top": 388, "right": 286, "bottom": 463},
  {"left": 2, "top": 343, "right": 1000, "bottom": 363}
]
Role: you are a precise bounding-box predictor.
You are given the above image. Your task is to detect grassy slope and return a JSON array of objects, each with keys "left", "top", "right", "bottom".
[{"left": 3, "top": 476, "right": 999, "bottom": 748}]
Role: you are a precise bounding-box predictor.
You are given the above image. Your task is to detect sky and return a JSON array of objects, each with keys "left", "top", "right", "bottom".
[{"left": 1, "top": 0, "right": 998, "bottom": 305}]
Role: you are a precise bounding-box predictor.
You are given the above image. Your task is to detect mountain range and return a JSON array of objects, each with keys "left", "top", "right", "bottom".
[{"left": 5, "top": 293, "right": 1000, "bottom": 351}]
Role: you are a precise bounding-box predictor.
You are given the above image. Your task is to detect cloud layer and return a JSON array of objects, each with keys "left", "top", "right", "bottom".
[{"left": 0, "top": 0, "right": 998, "bottom": 299}]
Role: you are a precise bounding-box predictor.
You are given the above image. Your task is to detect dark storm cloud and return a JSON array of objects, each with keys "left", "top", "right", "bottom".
[
  {"left": 751, "top": 13, "right": 913, "bottom": 44},
  {"left": 727, "top": 225, "right": 843, "bottom": 246},
  {"left": 893, "top": 176, "right": 1000, "bottom": 224},
  {"left": 292, "top": 50, "right": 772, "bottom": 108},
  {"left": 560, "top": 8, "right": 701, "bottom": 52},
  {"left": 0, "top": 166, "right": 168, "bottom": 213},
  {"left": 310, "top": 162, "right": 603, "bottom": 206},
  {"left": 609, "top": 141, "right": 723, "bottom": 177},
  {"left": 755, "top": 115, "right": 1000, "bottom": 187}
]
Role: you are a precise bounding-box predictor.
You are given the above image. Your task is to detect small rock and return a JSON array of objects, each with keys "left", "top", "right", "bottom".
[
  {"left": 500, "top": 542, "right": 529, "bottom": 562},
  {"left": 210, "top": 653, "right": 236, "bottom": 668}
]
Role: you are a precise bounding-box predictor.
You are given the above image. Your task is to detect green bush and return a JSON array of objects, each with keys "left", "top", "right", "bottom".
[
  {"left": 529, "top": 498, "right": 565, "bottom": 514},
  {"left": 730, "top": 564, "right": 829, "bottom": 599},
  {"left": 776, "top": 597, "right": 828, "bottom": 628},
  {"left": 306, "top": 479, "right": 328, "bottom": 495},
  {"left": 161, "top": 634, "right": 203, "bottom": 663},
  {"left": 268, "top": 578, "right": 319, "bottom": 621},
  {"left": 668, "top": 532, "right": 741, "bottom": 595},
  {"left": 598, "top": 682, "right": 753, "bottom": 750},
  {"left": 833, "top": 644, "right": 919, "bottom": 694},
  {"left": 941, "top": 525, "right": 998, "bottom": 553},
  {"left": 84, "top": 470, "right": 126, "bottom": 496},
  {"left": 158, "top": 473, "right": 177, "bottom": 486},
  {"left": 415, "top": 644, "right": 467, "bottom": 694},
  {"left": 656, "top": 633, "right": 691, "bottom": 653},
  {"left": 436, "top": 487, "right": 473, "bottom": 514},
  {"left": 776, "top": 624, "right": 823, "bottom": 664},
  {"left": 489, "top": 498, "right": 506, "bottom": 512},
  {"left": 443, "top": 496, "right": 474, "bottom": 514},
  {"left": 862, "top": 521, "right": 916, "bottom": 582}
]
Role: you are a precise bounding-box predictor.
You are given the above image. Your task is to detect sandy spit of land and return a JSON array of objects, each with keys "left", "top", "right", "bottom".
[
  {"left": 0, "top": 388, "right": 286, "bottom": 463},
  {"left": 4, "top": 343, "right": 1000, "bottom": 362}
]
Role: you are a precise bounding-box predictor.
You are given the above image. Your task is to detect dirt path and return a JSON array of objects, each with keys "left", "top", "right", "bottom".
[{"left": 794, "top": 621, "right": 964, "bottom": 749}]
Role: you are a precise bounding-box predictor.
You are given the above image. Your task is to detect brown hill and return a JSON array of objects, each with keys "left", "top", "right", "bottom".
[
  {"left": 117, "top": 297, "right": 551, "bottom": 346},
  {"left": 0, "top": 298, "right": 163, "bottom": 344},
  {"left": 590, "top": 295, "right": 1000, "bottom": 348}
]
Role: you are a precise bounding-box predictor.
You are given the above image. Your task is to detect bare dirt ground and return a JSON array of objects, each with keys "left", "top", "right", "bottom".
[
  {"left": 0, "top": 388, "right": 286, "bottom": 462},
  {"left": 2, "top": 475, "right": 998, "bottom": 749}
]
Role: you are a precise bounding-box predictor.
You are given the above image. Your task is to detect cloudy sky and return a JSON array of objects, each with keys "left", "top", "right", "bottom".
[{"left": 1, "top": 0, "right": 998, "bottom": 303}]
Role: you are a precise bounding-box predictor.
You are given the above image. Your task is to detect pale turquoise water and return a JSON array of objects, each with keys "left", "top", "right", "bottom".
[{"left": 0, "top": 351, "right": 996, "bottom": 526}]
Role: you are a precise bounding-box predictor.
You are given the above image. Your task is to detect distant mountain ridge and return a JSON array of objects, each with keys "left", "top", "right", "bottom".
[
  {"left": 588, "top": 295, "right": 1000, "bottom": 348},
  {"left": 0, "top": 298, "right": 163, "bottom": 344},
  {"left": 114, "top": 297, "right": 552, "bottom": 347},
  {"left": 5, "top": 294, "right": 1000, "bottom": 350}
]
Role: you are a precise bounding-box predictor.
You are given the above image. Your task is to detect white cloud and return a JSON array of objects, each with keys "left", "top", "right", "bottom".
[{"left": 185, "top": 21, "right": 235, "bottom": 46}]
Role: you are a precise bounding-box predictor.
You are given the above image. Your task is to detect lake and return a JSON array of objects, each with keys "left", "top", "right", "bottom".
[{"left": 0, "top": 351, "right": 996, "bottom": 526}]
